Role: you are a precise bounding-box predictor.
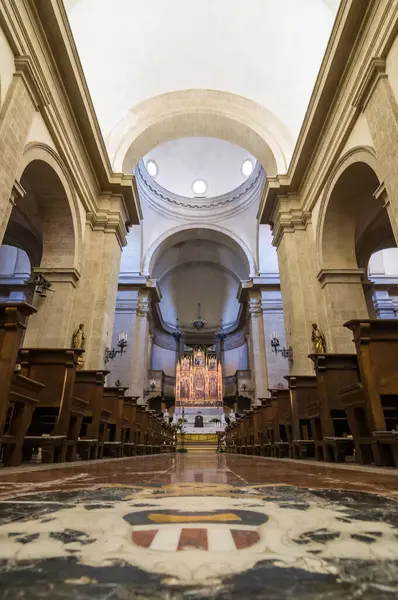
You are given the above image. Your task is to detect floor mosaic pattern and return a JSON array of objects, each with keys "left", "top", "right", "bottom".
[{"left": 0, "top": 454, "right": 397, "bottom": 598}]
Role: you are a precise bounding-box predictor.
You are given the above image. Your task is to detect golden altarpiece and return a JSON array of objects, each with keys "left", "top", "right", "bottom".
[{"left": 174, "top": 347, "right": 225, "bottom": 431}]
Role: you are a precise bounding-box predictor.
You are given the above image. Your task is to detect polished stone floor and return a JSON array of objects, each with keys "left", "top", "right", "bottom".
[{"left": 0, "top": 454, "right": 397, "bottom": 598}]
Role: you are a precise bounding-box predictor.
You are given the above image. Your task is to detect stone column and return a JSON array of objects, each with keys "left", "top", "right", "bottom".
[
  {"left": 355, "top": 59, "right": 398, "bottom": 242},
  {"left": 317, "top": 269, "right": 369, "bottom": 353},
  {"left": 129, "top": 287, "right": 151, "bottom": 404},
  {"left": 71, "top": 222, "right": 123, "bottom": 370},
  {"left": 0, "top": 61, "right": 43, "bottom": 242},
  {"left": 373, "top": 289, "right": 396, "bottom": 319},
  {"left": 275, "top": 212, "right": 321, "bottom": 375},
  {"left": 247, "top": 289, "right": 269, "bottom": 405},
  {"left": 260, "top": 283, "right": 288, "bottom": 388},
  {"left": 23, "top": 268, "right": 79, "bottom": 347}
]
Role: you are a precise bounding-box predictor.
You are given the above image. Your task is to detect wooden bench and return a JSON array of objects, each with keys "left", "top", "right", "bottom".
[
  {"left": 18, "top": 348, "right": 84, "bottom": 463},
  {"left": 123, "top": 396, "right": 139, "bottom": 456},
  {"left": 269, "top": 388, "right": 291, "bottom": 458},
  {"left": 1, "top": 374, "right": 45, "bottom": 466},
  {"left": 74, "top": 370, "right": 110, "bottom": 460},
  {"left": 309, "top": 353, "right": 356, "bottom": 462},
  {"left": 102, "top": 386, "right": 129, "bottom": 457},
  {"left": 344, "top": 319, "right": 398, "bottom": 466},
  {"left": 285, "top": 375, "right": 317, "bottom": 460}
]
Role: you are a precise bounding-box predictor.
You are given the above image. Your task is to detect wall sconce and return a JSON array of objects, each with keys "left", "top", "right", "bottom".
[
  {"left": 35, "top": 273, "right": 55, "bottom": 298},
  {"left": 105, "top": 332, "right": 128, "bottom": 364},
  {"left": 240, "top": 381, "right": 254, "bottom": 396},
  {"left": 270, "top": 331, "right": 293, "bottom": 362},
  {"left": 144, "top": 379, "right": 157, "bottom": 397}
]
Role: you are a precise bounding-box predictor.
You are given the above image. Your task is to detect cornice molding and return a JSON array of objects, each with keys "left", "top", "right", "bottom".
[
  {"left": 33, "top": 267, "right": 81, "bottom": 287},
  {"left": 86, "top": 206, "right": 128, "bottom": 248},
  {"left": 14, "top": 55, "right": 51, "bottom": 108},
  {"left": 136, "top": 160, "right": 266, "bottom": 223},
  {"left": 272, "top": 207, "right": 312, "bottom": 248},
  {"left": 317, "top": 268, "right": 366, "bottom": 288},
  {"left": 352, "top": 58, "right": 387, "bottom": 111}
]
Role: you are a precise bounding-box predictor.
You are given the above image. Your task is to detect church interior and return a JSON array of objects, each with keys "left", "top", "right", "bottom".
[{"left": 1, "top": 0, "right": 398, "bottom": 597}]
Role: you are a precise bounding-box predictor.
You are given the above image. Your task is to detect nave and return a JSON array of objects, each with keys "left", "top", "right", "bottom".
[{"left": 0, "top": 453, "right": 397, "bottom": 599}]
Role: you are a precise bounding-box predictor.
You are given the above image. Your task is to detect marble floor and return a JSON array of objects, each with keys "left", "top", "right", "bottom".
[{"left": 0, "top": 454, "right": 398, "bottom": 599}]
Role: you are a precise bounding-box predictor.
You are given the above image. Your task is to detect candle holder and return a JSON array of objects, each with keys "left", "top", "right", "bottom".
[
  {"left": 270, "top": 331, "right": 293, "bottom": 363},
  {"left": 105, "top": 332, "right": 128, "bottom": 364}
]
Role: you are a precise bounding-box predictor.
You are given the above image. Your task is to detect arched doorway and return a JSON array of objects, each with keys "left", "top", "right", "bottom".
[
  {"left": 1, "top": 146, "right": 80, "bottom": 347},
  {"left": 317, "top": 148, "right": 396, "bottom": 351}
]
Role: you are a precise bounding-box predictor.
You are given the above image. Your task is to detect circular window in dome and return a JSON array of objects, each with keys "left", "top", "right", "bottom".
[
  {"left": 146, "top": 159, "right": 158, "bottom": 178},
  {"left": 192, "top": 179, "right": 208, "bottom": 196},
  {"left": 242, "top": 159, "right": 254, "bottom": 178}
]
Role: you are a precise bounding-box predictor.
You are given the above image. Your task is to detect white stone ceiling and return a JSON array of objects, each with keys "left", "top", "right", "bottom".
[
  {"left": 142, "top": 138, "right": 256, "bottom": 198},
  {"left": 152, "top": 237, "right": 248, "bottom": 331},
  {"left": 64, "top": 0, "right": 340, "bottom": 169}
]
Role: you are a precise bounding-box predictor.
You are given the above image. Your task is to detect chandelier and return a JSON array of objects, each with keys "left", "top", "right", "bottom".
[{"left": 192, "top": 303, "right": 207, "bottom": 330}]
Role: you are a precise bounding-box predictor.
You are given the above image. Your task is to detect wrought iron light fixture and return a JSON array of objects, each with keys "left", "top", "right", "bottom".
[
  {"left": 270, "top": 331, "right": 293, "bottom": 362},
  {"left": 35, "top": 273, "right": 55, "bottom": 298},
  {"left": 105, "top": 332, "right": 128, "bottom": 364},
  {"left": 192, "top": 303, "right": 206, "bottom": 330},
  {"left": 172, "top": 316, "right": 182, "bottom": 341}
]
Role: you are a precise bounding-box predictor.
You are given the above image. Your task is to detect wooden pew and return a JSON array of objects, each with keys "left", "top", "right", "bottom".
[
  {"left": 18, "top": 348, "right": 85, "bottom": 463},
  {"left": 285, "top": 376, "right": 317, "bottom": 460},
  {"left": 309, "top": 354, "right": 356, "bottom": 462},
  {"left": 74, "top": 370, "right": 110, "bottom": 460},
  {"left": 269, "top": 388, "right": 291, "bottom": 457},
  {"left": 135, "top": 405, "right": 148, "bottom": 455},
  {"left": 344, "top": 319, "right": 398, "bottom": 466},
  {"left": 0, "top": 302, "right": 37, "bottom": 457},
  {"left": 1, "top": 374, "right": 45, "bottom": 466},
  {"left": 123, "top": 396, "right": 139, "bottom": 456},
  {"left": 102, "top": 386, "right": 129, "bottom": 457},
  {"left": 259, "top": 397, "right": 273, "bottom": 456}
]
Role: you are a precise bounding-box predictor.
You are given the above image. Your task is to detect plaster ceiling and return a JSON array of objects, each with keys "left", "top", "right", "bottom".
[
  {"left": 142, "top": 137, "right": 257, "bottom": 198},
  {"left": 152, "top": 237, "right": 249, "bottom": 332},
  {"left": 64, "top": 0, "right": 340, "bottom": 167}
]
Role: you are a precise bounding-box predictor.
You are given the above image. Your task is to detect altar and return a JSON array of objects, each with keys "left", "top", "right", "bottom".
[{"left": 173, "top": 347, "right": 226, "bottom": 433}]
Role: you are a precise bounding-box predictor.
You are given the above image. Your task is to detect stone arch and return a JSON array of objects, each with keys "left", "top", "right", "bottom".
[
  {"left": 16, "top": 143, "right": 82, "bottom": 269},
  {"left": 107, "top": 90, "right": 293, "bottom": 176},
  {"left": 142, "top": 223, "right": 256, "bottom": 278},
  {"left": 316, "top": 146, "right": 393, "bottom": 271}
]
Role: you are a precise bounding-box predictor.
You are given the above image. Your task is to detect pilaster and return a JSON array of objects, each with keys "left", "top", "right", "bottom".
[{"left": 354, "top": 58, "right": 398, "bottom": 243}]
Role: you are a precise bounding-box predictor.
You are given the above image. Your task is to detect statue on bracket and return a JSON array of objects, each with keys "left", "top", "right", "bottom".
[
  {"left": 72, "top": 323, "right": 86, "bottom": 370},
  {"left": 311, "top": 323, "right": 326, "bottom": 354}
]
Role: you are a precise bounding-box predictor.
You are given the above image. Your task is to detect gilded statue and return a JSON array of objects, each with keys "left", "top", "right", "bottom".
[
  {"left": 311, "top": 323, "right": 326, "bottom": 354},
  {"left": 72, "top": 323, "right": 86, "bottom": 349},
  {"left": 72, "top": 323, "right": 86, "bottom": 370}
]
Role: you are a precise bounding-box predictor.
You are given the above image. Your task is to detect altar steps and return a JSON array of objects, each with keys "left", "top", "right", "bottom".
[{"left": 182, "top": 441, "right": 218, "bottom": 453}]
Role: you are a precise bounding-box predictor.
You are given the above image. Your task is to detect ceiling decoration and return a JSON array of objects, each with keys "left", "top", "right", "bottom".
[{"left": 136, "top": 159, "right": 265, "bottom": 222}]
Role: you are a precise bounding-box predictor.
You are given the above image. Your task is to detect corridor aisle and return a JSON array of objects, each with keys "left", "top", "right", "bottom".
[{"left": 0, "top": 454, "right": 397, "bottom": 598}]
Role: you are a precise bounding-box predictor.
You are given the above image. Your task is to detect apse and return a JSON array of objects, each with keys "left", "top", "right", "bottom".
[{"left": 151, "top": 233, "right": 250, "bottom": 334}]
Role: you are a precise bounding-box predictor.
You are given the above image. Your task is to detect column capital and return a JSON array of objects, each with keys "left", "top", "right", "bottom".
[
  {"left": 137, "top": 288, "right": 151, "bottom": 317},
  {"left": 317, "top": 268, "right": 366, "bottom": 288},
  {"left": 272, "top": 207, "right": 312, "bottom": 248},
  {"left": 248, "top": 296, "right": 263, "bottom": 317},
  {"left": 33, "top": 267, "right": 80, "bottom": 287}
]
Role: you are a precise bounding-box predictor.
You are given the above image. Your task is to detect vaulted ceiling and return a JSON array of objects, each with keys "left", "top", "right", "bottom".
[{"left": 64, "top": 0, "right": 340, "bottom": 170}]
